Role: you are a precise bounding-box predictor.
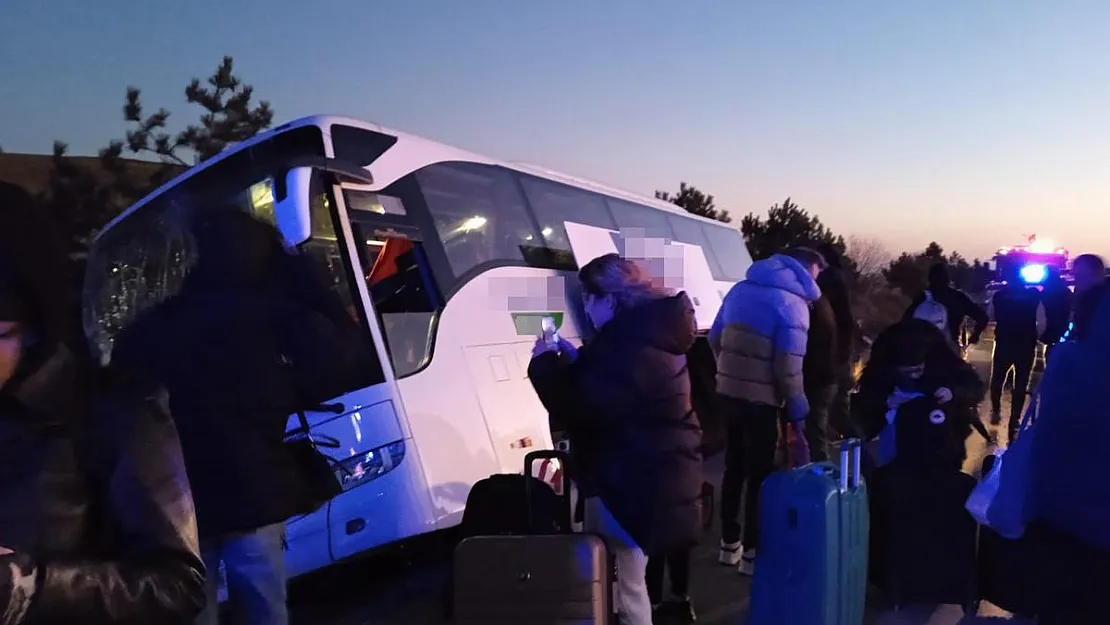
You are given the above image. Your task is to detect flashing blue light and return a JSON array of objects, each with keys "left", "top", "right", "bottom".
[{"left": 1020, "top": 263, "right": 1048, "bottom": 284}]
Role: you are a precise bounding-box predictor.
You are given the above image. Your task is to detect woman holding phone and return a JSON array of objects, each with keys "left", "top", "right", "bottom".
[{"left": 528, "top": 253, "right": 704, "bottom": 625}]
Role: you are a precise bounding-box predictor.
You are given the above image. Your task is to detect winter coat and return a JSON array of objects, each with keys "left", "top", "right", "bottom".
[
  {"left": 817, "top": 266, "right": 855, "bottom": 365},
  {"left": 527, "top": 293, "right": 704, "bottom": 554},
  {"left": 803, "top": 296, "right": 839, "bottom": 389},
  {"left": 852, "top": 323, "right": 987, "bottom": 467},
  {"left": 0, "top": 354, "right": 206, "bottom": 625},
  {"left": 991, "top": 285, "right": 1043, "bottom": 347},
  {"left": 112, "top": 215, "right": 371, "bottom": 539},
  {"left": 709, "top": 254, "right": 821, "bottom": 421},
  {"left": 0, "top": 181, "right": 204, "bottom": 624},
  {"left": 1030, "top": 289, "right": 1110, "bottom": 552},
  {"left": 1040, "top": 281, "right": 1073, "bottom": 344}
]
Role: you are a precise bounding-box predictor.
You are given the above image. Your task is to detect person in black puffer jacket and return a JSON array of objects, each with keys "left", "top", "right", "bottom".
[
  {"left": 852, "top": 318, "right": 990, "bottom": 472},
  {"left": 815, "top": 244, "right": 858, "bottom": 439},
  {"left": 528, "top": 253, "right": 703, "bottom": 625},
  {"left": 112, "top": 209, "right": 372, "bottom": 625},
  {"left": 802, "top": 291, "right": 838, "bottom": 462},
  {"left": 0, "top": 182, "right": 205, "bottom": 625}
]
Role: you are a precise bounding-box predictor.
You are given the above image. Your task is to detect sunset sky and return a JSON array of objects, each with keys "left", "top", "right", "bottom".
[{"left": 3, "top": 0, "right": 1109, "bottom": 262}]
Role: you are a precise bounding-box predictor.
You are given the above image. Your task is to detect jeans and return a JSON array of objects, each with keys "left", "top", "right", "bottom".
[
  {"left": 584, "top": 497, "right": 651, "bottom": 625},
  {"left": 195, "top": 522, "right": 288, "bottom": 625},
  {"left": 718, "top": 396, "right": 781, "bottom": 549},
  {"left": 804, "top": 384, "right": 838, "bottom": 462},
  {"left": 989, "top": 341, "right": 1035, "bottom": 431}
]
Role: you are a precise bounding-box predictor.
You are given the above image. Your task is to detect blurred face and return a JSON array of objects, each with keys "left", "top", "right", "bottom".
[
  {"left": 806, "top": 262, "right": 822, "bottom": 281},
  {"left": 582, "top": 291, "right": 617, "bottom": 330},
  {"left": 0, "top": 322, "right": 23, "bottom": 391},
  {"left": 1074, "top": 261, "right": 1104, "bottom": 293}
]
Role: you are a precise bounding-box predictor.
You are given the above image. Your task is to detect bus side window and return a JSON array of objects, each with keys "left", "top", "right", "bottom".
[{"left": 354, "top": 228, "right": 441, "bottom": 378}]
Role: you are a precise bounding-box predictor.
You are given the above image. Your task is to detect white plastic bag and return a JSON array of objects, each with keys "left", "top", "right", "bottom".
[
  {"left": 965, "top": 395, "right": 1038, "bottom": 539},
  {"left": 966, "top": 449, "right": 1003, "bottom": 528}
]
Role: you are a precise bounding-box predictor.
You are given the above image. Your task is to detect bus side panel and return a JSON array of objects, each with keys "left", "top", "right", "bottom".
[
  {"left": 327, "top": 449, "right": 435, "bottom": 561},
  {"left": 284, "top": 511, "right": 331, "bottom": 578},
  {"left": 396, "top": 266, "right": 580, "bottom": 529}
]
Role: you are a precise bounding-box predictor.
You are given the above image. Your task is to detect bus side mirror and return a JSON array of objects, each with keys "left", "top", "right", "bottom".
[
  {"left": 273, "top": 166, "right": 315, "bottom": 247},
  {"left": 272, "top": 159, "right": 374, "bottom": 248}
]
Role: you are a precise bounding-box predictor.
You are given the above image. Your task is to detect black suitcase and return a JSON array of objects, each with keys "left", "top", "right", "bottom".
[
  {"left": 870, "top": 464, "right": 979, "bottom": 612},
  {"left": 458, "top": 472, "right": 568, "bottom": 538},
  {"left": 977, "top": 455, "right": 1038, "bottom": 617},
  {"left": 453, "top": 450, "right": 614, "bottom": 624}
]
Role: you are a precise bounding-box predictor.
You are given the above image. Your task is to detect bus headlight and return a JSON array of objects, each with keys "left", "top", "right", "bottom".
[{"left": 335, "top": 440, "right": 406, "bottom": 490}]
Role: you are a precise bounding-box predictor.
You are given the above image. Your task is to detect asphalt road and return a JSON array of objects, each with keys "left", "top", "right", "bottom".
[{"left": 286, "top": 337, "right": 1033, "bottom": 625}]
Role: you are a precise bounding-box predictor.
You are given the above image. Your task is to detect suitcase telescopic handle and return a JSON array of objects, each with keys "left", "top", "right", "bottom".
[
  {"left": 838, "top": 438, "right": 864, "bottom": 491},
  {"left": 524, "top": 450, "right": 573, "bottom": 531}
]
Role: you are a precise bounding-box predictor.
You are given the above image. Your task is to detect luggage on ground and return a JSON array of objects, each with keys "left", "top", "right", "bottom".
[
  {"left": 870, "top": 465, "right": 978, "bottom": 611},
  {"left": 458, "top": 470, "right": 569, "bottom": 538},
  {"left": 453, "top": 450, "right": 614, "bottom": 624},
  {"left": 750, "top": 439, "right": 869, "bottom": 625},
  {"left": 976, "top": 454, "right": 1038, "bottom": 618}
]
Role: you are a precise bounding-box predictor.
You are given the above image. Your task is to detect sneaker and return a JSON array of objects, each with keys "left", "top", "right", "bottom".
[
  {"left": 989, "top": 410, "right": 1002, "bottom": 426},
  {"left": 737, "top": 548, "right": 756, "bottom": 576},
  {"left": 674, "top": 596, "right": 697, "bottom": 623},
  {"left": 718, "top": 540, "right": 743, "bottom": 565}
]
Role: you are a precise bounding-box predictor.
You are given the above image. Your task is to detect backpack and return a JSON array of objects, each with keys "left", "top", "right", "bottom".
[{"left": 913, "top": 291, "right": 950, "bottom": 336}]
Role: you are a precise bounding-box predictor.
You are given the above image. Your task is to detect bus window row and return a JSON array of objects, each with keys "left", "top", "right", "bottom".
[{"left": 397, "top": 160, "right": 750, "bottom": 288}]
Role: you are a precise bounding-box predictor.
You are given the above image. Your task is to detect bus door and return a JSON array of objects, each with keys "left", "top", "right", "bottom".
[
  {"left": 320, "top": 184, "right": 447, "bottom": 561},
  {"left": 562, "top": 221, "right": 723, "bottom": 330},
  {"left": 274, "top": 169, "right": 441, "bottom": 563}
]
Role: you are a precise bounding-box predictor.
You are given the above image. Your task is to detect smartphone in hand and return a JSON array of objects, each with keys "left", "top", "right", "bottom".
[{"left": 540, "top": 316, "right": 559, "bottom": 348}]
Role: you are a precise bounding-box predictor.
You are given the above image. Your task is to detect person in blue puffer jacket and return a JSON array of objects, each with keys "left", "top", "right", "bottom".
[
  {"left": 709, "top": 247, "right": 825, "bottom": 575},
  {"left": 1028, "top": 284, "right": 1110, "bottom": 625}
]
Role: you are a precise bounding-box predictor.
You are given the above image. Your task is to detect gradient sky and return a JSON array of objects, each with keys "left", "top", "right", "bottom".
[{"left": 3, "top": 0, "right": 1110, "bottom": 262}]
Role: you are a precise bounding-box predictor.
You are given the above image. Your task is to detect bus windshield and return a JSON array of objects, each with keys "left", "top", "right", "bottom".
[{"left": 84, "top": 125, "right": 328, "bottom": 363}]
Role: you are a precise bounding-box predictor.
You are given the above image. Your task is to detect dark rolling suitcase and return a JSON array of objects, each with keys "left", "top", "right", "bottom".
[
  {"left": 976, "top": 455, "right": 1038, "bottom": 618},
  {"left": 871, "top": 464, "right": 979, "bottom": 611},
  {"left": 453, "top": 450, "right": 614, "bottom": 624},
  {"left": 458, "top": 472, "right": 569, "bottom": 538}
]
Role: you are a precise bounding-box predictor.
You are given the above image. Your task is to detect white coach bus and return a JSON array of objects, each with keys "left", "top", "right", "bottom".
[{"left": 82, "top": 116, "right": 754, "bottom": 579}]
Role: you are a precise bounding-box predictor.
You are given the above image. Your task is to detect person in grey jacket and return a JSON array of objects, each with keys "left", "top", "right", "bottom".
[{"left": 708, "top": 247, "right": 824, "bottom": 575}]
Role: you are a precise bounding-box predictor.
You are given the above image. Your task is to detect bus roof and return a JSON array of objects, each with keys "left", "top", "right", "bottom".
[{"left": 98, "top": 115, "right": 734, "bottom": 240}]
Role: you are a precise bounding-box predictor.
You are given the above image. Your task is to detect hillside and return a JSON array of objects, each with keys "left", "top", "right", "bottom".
[{"left": 0, "top": 152, "right": 184, "bottom": 196}]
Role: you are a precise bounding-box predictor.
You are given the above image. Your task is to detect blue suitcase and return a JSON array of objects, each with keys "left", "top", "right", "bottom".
[{"left": 750, "top": 439, "right": 869, "bottom": 625}]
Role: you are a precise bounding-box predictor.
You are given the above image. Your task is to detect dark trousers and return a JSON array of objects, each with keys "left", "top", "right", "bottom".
[
  {"left": 989, "top": 340, "right": 1035, "bottom": 430},
  {"left": 718, "top": 396, "right": 780, "bottom": 549},
  {"left": 1031, "top": 522, "right": 1110, "bottom": 625},
  {"left": 646, "top": 547, "right": 691, "bottom": 604},
  {"left": 828, "top": 363, "right": 857, "bottom": 439},
  {"left": 804, "top": 384, "right": 838, "bottom": 462}
]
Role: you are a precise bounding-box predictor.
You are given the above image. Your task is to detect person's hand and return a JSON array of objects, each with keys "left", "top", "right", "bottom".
[
  {"left": 0, "top": 546, "right": 12, "bottom": 556},
  {"left": 531, "top": 337, "right": 558, "bottom": 359},
  {"left": 935, "top": 387, "right": 953, "bottom": 404},
  {"left": 787, "top": 421, "right": 812, "bottom": 467},
  {"left": 555, "top": 336, "right": 578, "bottom": 363}
]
